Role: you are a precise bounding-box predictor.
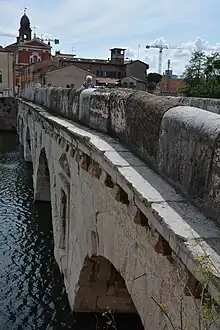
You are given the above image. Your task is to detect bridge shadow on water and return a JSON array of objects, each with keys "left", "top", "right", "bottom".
[{"left": 0, "top": 132, "right": 144, "bottom": 330}]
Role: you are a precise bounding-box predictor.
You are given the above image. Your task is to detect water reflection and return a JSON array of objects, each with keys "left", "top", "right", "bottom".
[{"left": 0, "top": 132, "right": 143, "bottom": 330}]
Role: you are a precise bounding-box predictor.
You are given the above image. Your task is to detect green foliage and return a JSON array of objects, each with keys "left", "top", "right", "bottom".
[
  {"left": 152, "top": 248, "right": 220, "bottom": 329},
  {"left": 101, "top": 310, "right": 117, "bottom": 329},
  {"left": 147, "top": 72, "right": 162, "bottom": 84},
  {"left": 181, "top": 50, "right": 220, "bottom": 98}
]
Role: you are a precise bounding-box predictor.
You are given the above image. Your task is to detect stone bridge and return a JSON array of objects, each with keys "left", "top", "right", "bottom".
[{"left": 17, "top": 86, "right": 220, "bottom": 329}]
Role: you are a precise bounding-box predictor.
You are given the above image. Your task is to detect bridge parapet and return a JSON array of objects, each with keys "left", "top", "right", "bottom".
[
  {"left": 167, "top": 95, "right": 220, "bottom": 114},
  {"left": 20, "top": 86, "right": 220, "bottom": 224}
]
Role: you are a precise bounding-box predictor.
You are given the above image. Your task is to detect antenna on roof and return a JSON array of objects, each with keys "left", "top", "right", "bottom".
[
  {"left": 33, "top": 26, "right": 36, "bottom": 38},
  {"left": 71, "top": 47, "right": 76, "bottom": 57},
  {"left": 137, "top": 45, "right": 140, "bottom": 59}
]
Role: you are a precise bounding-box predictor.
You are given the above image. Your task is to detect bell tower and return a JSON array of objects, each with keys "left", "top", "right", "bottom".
[{"left": 18, "top": 8, "right": 32, "bottom": 42}]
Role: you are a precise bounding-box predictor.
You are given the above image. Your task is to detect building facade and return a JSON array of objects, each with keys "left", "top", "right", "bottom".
[
  {"left": 160, "top": 76, "right": 183, "bottom": 95},
  {"left": 53, "top": 49, "right": 149, "bottom": 89},
  {"left": 120, "top": 76, "right": 147, "bottom": 91},
  {"left": 160, "top": 70, "right": 183, "bottom": 95},
  {"left": 0, "top": 50, "right": 14, "bottom": 96},
  {"left": 5, "top": 11, "right": 52, "bottom": 89},
  {"left": 20, "top": 59, "right": 58, "bottom": 89},
  {"left": 42, "top": 65, "right": 96, "bottom": 88}
]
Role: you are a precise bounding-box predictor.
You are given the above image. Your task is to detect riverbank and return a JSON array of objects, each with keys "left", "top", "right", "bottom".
[{"left": 0, "top": 97, "right": 17, "bottom": 132}]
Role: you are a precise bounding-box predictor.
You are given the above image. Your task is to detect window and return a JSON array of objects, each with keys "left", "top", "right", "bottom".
[
  {"left": 60, "top": 189, "right": 67, "bottom": 249},
  {"left": 0, "top": 71, "right": 2, "bottom": 83},
  {"left": 106, "top": 71, "right": 116, "bottom": 78},
  {"left": 33, "top": 55, "right": 38, "bottom": 63},
  {"left": 129, "top": 82, "right": 134, "bottom": 88}
]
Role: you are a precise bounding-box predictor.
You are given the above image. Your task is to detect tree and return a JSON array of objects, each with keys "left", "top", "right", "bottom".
[
  {"left": 152, "top": 250, "right": 220, "bottom": 329},
  {"left": 147, "top": 72, "right": 162, "bottom": 84},
  {"left": 147, "top": 72, "right": 162, "bottom": 93},
  {"left": 181, "top": 51, "right": 220, "bottom": 98},
  {"left": 203, "top": 53, "right": 220, "bottom": 98},
  {"left": 181, "top": 51, "right": 206, "bottom": 97}
]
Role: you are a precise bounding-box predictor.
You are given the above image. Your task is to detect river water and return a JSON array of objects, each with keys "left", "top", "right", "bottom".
[{"left": 0, "top": 132, "right": 143, "bottom": 330}]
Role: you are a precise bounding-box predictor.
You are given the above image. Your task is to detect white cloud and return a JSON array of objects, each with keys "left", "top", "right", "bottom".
[
  {"left": 0, "top": 0, "right": 219, "bottom": 75},
  {"left": 126, "top": 37, "right": 220, "bottom": 75}
]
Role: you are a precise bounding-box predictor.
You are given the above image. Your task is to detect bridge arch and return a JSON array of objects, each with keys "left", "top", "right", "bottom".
[
  {"left": 74, "top": 255, "right": 143, "bottom": 325},
  {"left": 24, "top": 126, "right": 32, "bottom": 162},
  {"left": 34, "top": 147, "right": 51, "bottom": 202}
]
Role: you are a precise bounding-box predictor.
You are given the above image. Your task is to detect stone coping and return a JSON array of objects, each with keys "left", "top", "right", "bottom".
[
  {"left": 166, "top": 96, "right": 220, "bottom": 114},
  {"left": 21, "top": 99, "right": 220, "bottom": 304}
]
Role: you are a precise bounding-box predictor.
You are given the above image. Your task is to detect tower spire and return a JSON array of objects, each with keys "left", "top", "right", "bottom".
[
  {"left": 24, "top": 6, "right": 27, "bottom": 15},
  {"left": 18, "top": 7, "right": 32, "bottom": 41}
]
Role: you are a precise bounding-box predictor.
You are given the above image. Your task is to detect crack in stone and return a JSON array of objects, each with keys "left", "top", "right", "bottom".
[{"left": 133, "top": 273, "right": 146, "bottom": 281}]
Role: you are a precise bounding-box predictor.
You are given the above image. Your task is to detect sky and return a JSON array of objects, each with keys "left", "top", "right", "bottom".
[{"left": 0, "top": 0, "right": 220, "bottom": 75}]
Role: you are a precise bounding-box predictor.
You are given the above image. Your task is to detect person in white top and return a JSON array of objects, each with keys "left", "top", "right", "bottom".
[{"left": 82, "top": 75, "right": 95, "bottom": 89}]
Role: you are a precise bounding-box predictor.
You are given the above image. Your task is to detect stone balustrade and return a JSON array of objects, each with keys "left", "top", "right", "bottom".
[{"left": 21, "top": 86, "right": 220, "bottom": 223}]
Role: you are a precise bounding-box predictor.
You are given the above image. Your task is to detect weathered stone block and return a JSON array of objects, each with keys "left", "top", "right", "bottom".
[
  {"left": 79, "top": 88, "right": 96, "bottom": 124},
  {"left": 158, "top": 106, "right": 220, "bottom": 222},
  {"left": 167, "top": 95, "right": 220, "bottom": 114},
  {"left": 68, "top": 88, "right": 82, "bottom": 120},
  {"left": 88, "top": 88, "right": 111, "bottom": 132}
]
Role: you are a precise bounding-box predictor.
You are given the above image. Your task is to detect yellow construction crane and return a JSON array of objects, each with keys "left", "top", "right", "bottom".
[{"left": 146, "top": 43, "right": 218, "bottom": 75}]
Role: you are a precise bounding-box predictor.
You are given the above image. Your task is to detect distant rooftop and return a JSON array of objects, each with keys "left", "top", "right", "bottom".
[
  {"left": 54, "top": 56, "right": 131, "bottom": 65},
  {"left": 55, "top": 51, "right": 75, "bottom": 58},
  {"left": 109, "top": 47, "right": 126, "bottom": 51}
]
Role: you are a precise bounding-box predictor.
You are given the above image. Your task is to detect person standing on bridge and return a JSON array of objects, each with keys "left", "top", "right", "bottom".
[{"left": 82, "top": 75, "right": 95, "bottom": 89}]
